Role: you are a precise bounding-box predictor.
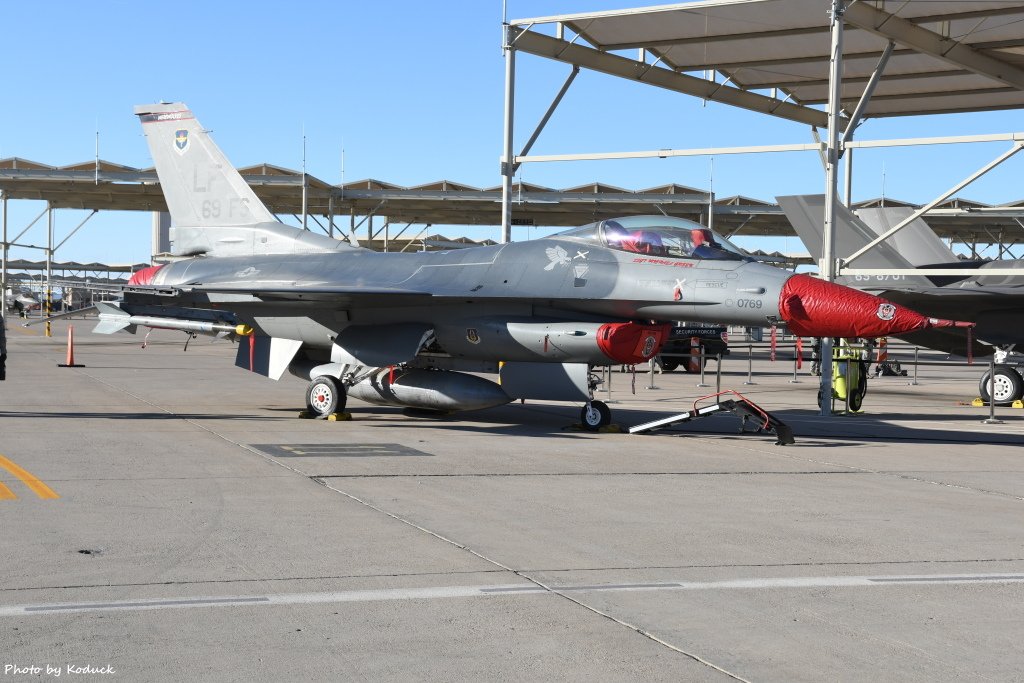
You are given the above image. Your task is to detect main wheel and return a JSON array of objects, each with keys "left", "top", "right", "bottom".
[
  {"left": 979, "top": 365, "right": 1024, "bottom": 406},
  {"left": 305, "top": 376, "right": 347, "bottom": 417},
  {"left": 580, "top": 400, "right": 612, "bottom": 431},
  {"left": 660, "top": 359, "right": 679, "bottom": 373}
]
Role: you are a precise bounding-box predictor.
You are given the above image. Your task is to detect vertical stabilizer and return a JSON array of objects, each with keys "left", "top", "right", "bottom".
[
  {"left": 135, "top": 103, "right": 277, "bottom": 227},
  {"left": 134, "top": 103, "right": 350, "bottom": 257},
  {"left": 777, "top": 195, "right": 932, "bottom": 289}
]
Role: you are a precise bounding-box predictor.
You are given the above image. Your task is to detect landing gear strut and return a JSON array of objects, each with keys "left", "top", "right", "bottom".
[{"left": 305, "top": 376, "right": 347, "bottom": 417}]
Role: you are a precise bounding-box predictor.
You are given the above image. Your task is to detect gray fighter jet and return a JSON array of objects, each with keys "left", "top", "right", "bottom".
[
  {"left": 99, "top": 103, "right": 965, "bottom": 427},
  {"left": 4, "top": 288, "right": 40, "bottom": 317},
  {"left": 780, "top": 194, "right": 1024, "bottom": 405}
]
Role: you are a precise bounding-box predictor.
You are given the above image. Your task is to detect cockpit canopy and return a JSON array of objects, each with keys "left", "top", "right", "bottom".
[{"left": 552, "top": 215, "right": 750, "bottom": 261}]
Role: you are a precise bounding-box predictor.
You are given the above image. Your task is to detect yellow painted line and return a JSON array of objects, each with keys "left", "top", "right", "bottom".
[
  {"left": 0, "top": 480, "right": 16, "bottom": 500},
  {"left": 0, "top": 455, "right": 59, "bottom": 500}
]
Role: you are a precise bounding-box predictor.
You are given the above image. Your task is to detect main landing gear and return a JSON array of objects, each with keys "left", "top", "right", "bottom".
[
  {"left": 305, "top": 376, "right": 347, "bottom": 417},
  {"left": 978, "top": 364, "right": 1024, "bottom": 406}
]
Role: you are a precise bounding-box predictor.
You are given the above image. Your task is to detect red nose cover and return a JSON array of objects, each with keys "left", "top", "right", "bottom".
[
  {"left": 128, "top": 265, "right": 164, "bottom": 285},
  {"left": 596, "top": 322, "right": 671, "bottom": 364},
  {"left": 779, "top": 274, "right": 962, "bottom": 338}
]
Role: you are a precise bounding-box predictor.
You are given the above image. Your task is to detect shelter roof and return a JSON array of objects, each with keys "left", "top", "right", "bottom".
[{"left": 512, "top": 1, "right": 1024, "bottom": 123}]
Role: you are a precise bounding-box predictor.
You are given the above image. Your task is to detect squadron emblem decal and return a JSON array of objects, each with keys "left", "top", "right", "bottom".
[
  {"left": 876, "top": 303, "right": 897, "bottom": 321},
  {"left": 174, "top": 129, "right": 189, "bottom": 155},
  {"left": 544, "top": 246, "right": 571, "bottom": 271},
  {"left": 466, "top": 328, "right": 480, "bottom": 344}
]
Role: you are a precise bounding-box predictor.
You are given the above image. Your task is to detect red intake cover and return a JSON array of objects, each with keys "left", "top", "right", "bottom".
[
  {"left": 779, "top": 273, "right": 953, "bottom": 338},
  {"left": 596, "top": 322, "right": 671, "bottom": 365},
  {"left": 128, "top": 265, "right": 164, "bottom": 285}
]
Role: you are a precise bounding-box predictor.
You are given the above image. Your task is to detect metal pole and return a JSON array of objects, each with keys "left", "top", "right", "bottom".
[
  {"left": 605, "top": 364, "right": 612, "bottom": 402},
  {"left": 983, "top": 357, "right": 1003, "bottom": 425},
  {"left": 790, "top": 349, "right": 800, "bottom": 383},
  {"left": 328, "top": 194, "right": 334, "bottom": 239},
  {"left": 301, "top": 132, "right": 308, "bottom": 230},
  {"left": 909, "top": 346, "right": 919, "bottom": 385},
  {"left": 500, "top": 25, "right": 517, "bottom": 244},
  {"left": 647, "top": 358, "right": 658, "bottom": 390},
  {"left": 843, "top": 148, "right": 853, "bottom": 207},
  {"left": 45, "top": 204, "right": 53, "bottom": 337},
  {"left": 819, "top": 0, "right": 845, "bottom": 416},
  {"left": 697, "top": 344, "right": 710, "bottom": 387},
  {"left": 715, "top": 353, "right": 722, "bottom": 394},
  {"left": 1, "top": 192, "right": 7, "bottom": 327},
  {"left": 743, "top": 344, "right": 756, "bottom": 385}
]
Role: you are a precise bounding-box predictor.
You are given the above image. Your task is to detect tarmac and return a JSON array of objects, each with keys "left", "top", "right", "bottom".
[{"left": 1, "top": 317, "right": 1022, "bottom": 681}]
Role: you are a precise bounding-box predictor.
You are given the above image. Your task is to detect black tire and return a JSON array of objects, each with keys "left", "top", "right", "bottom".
[
  {"left": 660, "top": 359, "right": 679, "bottom": 373},
  {"left": 979, "top": 365, "right": 1024, "bottom": 406},
  {"left": 305, "top": 376, "right": 347, "bottom": 416},
  {"left": 580, "top": 400, "right": 612, "bottom": 431}
]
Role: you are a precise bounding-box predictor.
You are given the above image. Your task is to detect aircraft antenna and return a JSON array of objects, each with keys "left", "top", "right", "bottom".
[{"left": 95, "top": 121, "right": 100, "bottom": 186}]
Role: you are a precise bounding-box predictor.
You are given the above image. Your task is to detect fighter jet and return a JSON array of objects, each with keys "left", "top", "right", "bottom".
[
  {"left": 97, "top": 103, "right": 966, "bottom": 428},
  {"left": 780, "top": 195, "right": 1024, "bottom": 405},
  {"left": 4, "top": 288, "right": 40, "bottom": 317}
]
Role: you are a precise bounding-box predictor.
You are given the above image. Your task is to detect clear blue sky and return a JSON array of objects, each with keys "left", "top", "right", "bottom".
[{"left": 2, "top": 0, "right": 1022, "bottom": 265}]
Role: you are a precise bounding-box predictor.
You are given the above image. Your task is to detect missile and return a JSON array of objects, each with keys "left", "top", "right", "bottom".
[
  {"left": 95, "top": 311, "right": 251, "bottom": 338},
  {"left": 348, "top": 368, "right": 512, "bottom": 412}
]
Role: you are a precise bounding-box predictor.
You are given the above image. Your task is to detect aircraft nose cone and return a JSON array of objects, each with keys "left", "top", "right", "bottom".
[{"left": 779, "top": 274, "right": 969, "bottom": 338}]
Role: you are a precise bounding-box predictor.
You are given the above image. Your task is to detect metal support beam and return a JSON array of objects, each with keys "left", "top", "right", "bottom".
[
  {"left": 54, "top": 210, "right": 98, "bottom": 252},
  {"left": 501, "top": 27, "right": 517, "bottom": 243},
  {"left": 843, "top": 1, "right": 1024, "bottom": 91},
  {"left": 1, "top": 192, "right": 6, "bottom": 325},
  {"left": 843, "top": 147, "right": 853, "bottom": 206},
  {"left": 841, "top": 41, "right": 894, "bottom": 144},
  {"left": 844, "top": 142, "right": 1024, "bottom": 267},
  {"left": 518, "top": 141, "right": 824, "bottom": 164},
  {"left": 510, "top": 27, "right": 834, "bottom": 129},
  {"left": 819, "top": 0, "right": 845, "bottom": 417},
  {"left": 10, "top": 207, "right": 48, "bottom": 245},
  {"left": 45, "top": 205, "right": 53, "bottom": 337},
  {"left": 513, "top": 66, "right": 579, "bottom": 173}
]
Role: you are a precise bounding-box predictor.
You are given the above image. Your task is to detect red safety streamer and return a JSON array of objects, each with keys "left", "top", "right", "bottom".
[
  {"left": 795, "top": 337, "right": 803, "bottom": 370},
  {"left": 966, "top": 326, "right": 973, "bottom": 365},
  {"left": 248, "top": 333, "right": 255, "bottom": 372},
  {"left": 388, "top": 365, "right": 395, "bottom": 385},
  {"left": 770, "top": 325, "right": 777, "bottom": 362}
]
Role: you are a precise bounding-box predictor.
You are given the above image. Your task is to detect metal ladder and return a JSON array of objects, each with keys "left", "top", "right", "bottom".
[{"left": 628, "top": 390, "right": 795, "bottom": 445}]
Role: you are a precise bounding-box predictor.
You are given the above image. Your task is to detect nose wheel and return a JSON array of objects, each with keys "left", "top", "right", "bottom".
[
  {"left": 305, "top": 376, "right": 347, "bottom": 417},
  {"left": 580, "top": 400, "right": 612, "bottom": 431}
]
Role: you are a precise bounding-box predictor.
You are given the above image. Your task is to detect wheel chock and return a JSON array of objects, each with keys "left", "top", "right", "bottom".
[
  {"left": 1013, "top": 400, "right": 1023, "bottom": 409},
  {"left": 566, "top": 423, "right": 622, "bottom": 433},
  {"left": 327, "top": 412, "right": 352, "bottom": 422},
  {"left": 298, "top": 411, "right": 317, "bottom": 419},
  {"left": 971, "top": 398, "right": 985, "bottom": 407}
]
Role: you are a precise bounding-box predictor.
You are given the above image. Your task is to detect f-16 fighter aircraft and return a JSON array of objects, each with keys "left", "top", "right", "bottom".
[{"left": 101, "top": 103, "right": 966, "bottom": 428}]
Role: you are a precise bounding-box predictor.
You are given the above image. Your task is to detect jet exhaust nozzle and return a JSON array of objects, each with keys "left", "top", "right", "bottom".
[{"left": 779, "top": 274, "right": 970, "bottom": 338}]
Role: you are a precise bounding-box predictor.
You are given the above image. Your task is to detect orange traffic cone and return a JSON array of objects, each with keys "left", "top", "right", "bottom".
[{"left": 58, "top": 325, "right": 85, "bottom": 368}]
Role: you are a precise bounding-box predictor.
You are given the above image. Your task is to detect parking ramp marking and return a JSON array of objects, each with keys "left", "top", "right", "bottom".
[
  {"left": 5, "top": 573, "right": 1024, "bottom": 617},
  {"left": 0, "top": 455, "right": 59, "bottom": 500},
  {"left": 0, "top": 480, "right": 16, "bottom": 500}
]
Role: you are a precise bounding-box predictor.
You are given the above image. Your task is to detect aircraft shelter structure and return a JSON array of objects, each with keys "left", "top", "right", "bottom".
[{"left": 499, "top": 0, "right": 1024, "bottom": 414}]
